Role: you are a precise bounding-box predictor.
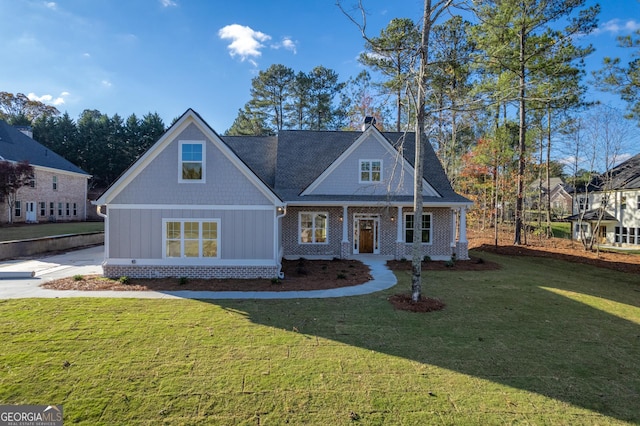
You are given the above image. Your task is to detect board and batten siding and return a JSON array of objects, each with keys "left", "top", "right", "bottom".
[
  {"left": 107, "top": 208, "right": 275, "bottom": 260},
  {"left": 110, "top": 123, "right": 273, "bottom": 206}
]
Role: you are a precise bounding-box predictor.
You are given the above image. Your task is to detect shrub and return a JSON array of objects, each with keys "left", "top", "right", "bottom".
[
  {"left": 423, "top": 255, "right": 431, "bottom": 262},
  {"left": 271, "top": 277, "right": 281, "bottom": 285},
  {"left": 179, "top": 277, "right": 188, "bottom": 286},
  {"left": 73, "top": 274, "right": 84, "bottom": 281},
  {"left": 337, "top": 272, "right": 347, "bottom": 279},
  {"left": 118, "top": 276, "right": 130, "bottom": 284}
]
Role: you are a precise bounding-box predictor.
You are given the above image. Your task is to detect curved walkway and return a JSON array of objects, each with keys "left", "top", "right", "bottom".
[{"left": 0, "top": 246, "right": 397, "bottom": 300}]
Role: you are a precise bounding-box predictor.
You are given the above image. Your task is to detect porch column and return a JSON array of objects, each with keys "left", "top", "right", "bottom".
[
  {"left": 341, "top": 205, "right": 349, "bottom": 243},
  {"left": 459, "top": 207, "right": 467, "bottom": 243},
  {"left": 451, "top": 208, "right": 457, "bottom": 248},
  {"left": 396, "top": 205, "right": 403, "bottom": 242}
]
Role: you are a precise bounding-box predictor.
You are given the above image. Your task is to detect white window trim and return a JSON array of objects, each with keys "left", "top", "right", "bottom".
[
  {"left": 178, "top": 140, "right": 206, "bottom": 183},
  {"left": 359, "top": 159, "right": 383, "bottom": 183},
  {"left": 404, "top": 212, "right": 433, "bottom": 245},
  {"left": 162, "top": 219, "right": 221, "bottom": 259},
  {"left": 298, "top": 211, "right": 329, "bottom": 245}
]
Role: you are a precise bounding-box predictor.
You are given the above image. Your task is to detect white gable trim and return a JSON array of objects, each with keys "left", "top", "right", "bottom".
[
  {"left": 300, "top": 126, "right": 439, "bottom": 197},
  {"left": 94, "top": 109, "right": 282, "bottom": 206}
]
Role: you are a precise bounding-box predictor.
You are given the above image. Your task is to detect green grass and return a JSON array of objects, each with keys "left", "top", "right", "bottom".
[
  {"left": 0, "top": 222, "right": 104, "bottom": 242},
  {"left": 1, "top": 251, "right": 639, "bottom": 424},
  {"left": 550, "top": 221, "right": 571, "bottom": 239}
]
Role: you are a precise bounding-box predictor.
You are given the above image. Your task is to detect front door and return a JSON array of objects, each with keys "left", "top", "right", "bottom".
[
  {"left": 359, "top": 220, "right": 374, "bottom": 253},
  {"left": 353, "top": 215, "right": 380, "bottom": 254},
  {"left": 25, "top": 202, "right": 37, "bottom": 223}
]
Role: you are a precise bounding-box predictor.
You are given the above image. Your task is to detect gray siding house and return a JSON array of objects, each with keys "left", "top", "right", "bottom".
[
  {"left": 94, "top": 109, "right": 471, "bottom": 279},
  {"left": 0, "top": 120, "right": 91, "bottom": 223}
]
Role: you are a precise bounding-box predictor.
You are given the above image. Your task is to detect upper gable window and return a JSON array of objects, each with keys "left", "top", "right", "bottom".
[
  {"left": 360, "top": 160, "right": 382, "bottom": 183},
  {"left": 179, "top": 141, "right": 205, "bottom": 183}
]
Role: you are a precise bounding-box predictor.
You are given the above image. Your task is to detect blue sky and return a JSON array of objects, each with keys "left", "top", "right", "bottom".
[{"left": 1, "top": 0, "right": 639, "bottom": 133}]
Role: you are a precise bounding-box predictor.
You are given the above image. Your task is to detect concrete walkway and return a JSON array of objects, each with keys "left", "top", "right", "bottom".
[{"left": 0, "top": 246, "right": 397, "bottom": 300}]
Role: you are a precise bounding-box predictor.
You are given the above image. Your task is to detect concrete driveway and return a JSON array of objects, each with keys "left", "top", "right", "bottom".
[
  {"left": 0, "top": 245, "right": 105, "bottom": 299},
  {"left": 0, "top": 246, "right": 397, "bottom": 300}
]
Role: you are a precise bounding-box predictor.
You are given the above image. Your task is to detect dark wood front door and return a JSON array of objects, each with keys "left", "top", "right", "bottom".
[{"left": 359, "top": 220, "right": 374, "bottom": 253}]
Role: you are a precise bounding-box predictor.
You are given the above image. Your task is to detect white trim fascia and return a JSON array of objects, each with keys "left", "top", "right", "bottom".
[
  {"left": 94, "top": 109, "right": 282, "bottom": 205},
  {"left": 300, "top": 127, "right": 440, "bottom": 197},
  {"left": 105, "top": 258, "right": 278, "bottom": 267},
  {"left": 105, "top": 204, "right": 279, "bottom": 210}
]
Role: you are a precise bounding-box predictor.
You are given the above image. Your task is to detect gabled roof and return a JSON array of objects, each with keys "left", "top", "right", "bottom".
[
  {"left": 94, "top": 109, "right": 282, "bottom": 205},
  {"left": 223, "top": 127, "right": 469, "bottom": 205},
  {"left": 0, "top": 120, "right": 89, "bottom": 176}
]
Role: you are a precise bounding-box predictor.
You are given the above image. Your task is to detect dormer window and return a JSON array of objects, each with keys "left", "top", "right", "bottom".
[
  {"left": 179, "top": 141, "right": 205, "bottom": 183},
  {"left": 360, "top": 160, "right": 382, "bottom": 183}
]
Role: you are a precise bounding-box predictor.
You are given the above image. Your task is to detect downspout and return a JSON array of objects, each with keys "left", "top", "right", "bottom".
[
  {"left": 95, "top": 204, "right": 108, "bottom": 265},
  {"left": 275, "top": 205, "right": 287, "bottom": 279}
]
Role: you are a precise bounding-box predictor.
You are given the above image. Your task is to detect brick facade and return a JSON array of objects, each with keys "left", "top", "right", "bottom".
[
  {"left": 1, "top": 167, "right": 89, "bottom": 223},
  {"left": 282, "top": 205, "right": 463, "bottom": 260},
  {"left": 103, "top": 264, "right": 280, "bottom": 279}
]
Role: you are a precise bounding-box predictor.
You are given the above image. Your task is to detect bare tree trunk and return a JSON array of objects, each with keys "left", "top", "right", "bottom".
[
  {"left": 545, "top": 107, "right": 552, "bottom": 237},
  {"left": 412, "top": 0, "right": 431, "bottom": 303},
  {"left": 514, "top": 21, "right": 526, "bottom": 246}
]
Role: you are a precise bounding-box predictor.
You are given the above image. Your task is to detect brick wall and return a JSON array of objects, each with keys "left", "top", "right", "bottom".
[
  {"left": 103, "top": 264, "right": 280, "bottom": 279},
  {"left": 1, "top": 167, "right": 89, "bottom": 223}
]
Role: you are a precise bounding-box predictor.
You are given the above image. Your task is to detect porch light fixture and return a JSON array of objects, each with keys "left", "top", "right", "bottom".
[
  {"left": 339, "top": 215, "right": 343, "bottom": 222},
  {"left": 390, "top": 216, "right": 396, "bottom": 222}
]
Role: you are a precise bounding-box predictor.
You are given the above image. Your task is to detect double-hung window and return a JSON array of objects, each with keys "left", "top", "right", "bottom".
[
  {"left": 179, "top": 141, "right": 205, "bottom": 182},
  {"left": 360, "top": 160, "right": 382, "bottom": 183},
  {"left": 164, "top": 219, "right": 219, "bottom": 259},
  {"left": 405, "top": 213, "right": 432, "bottom": 244},
  {"left": 15, "top": 201, "right": 21, "bottom": 217},
  {"left": 299, "top": 212, "right": 328, "bottom": 244}
]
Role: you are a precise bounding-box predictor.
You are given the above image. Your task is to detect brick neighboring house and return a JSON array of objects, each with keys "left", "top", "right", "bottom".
[
  {"left": 94, "top": 109, "right": 471, "bottom": 279},
  {"left": 0, "top": 120, "right": 91, "bottom": 223}
]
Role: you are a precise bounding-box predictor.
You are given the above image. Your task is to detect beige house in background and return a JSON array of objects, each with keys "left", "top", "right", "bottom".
[{"left": 0, "top": 121, "right": 91, "bottom": 223}]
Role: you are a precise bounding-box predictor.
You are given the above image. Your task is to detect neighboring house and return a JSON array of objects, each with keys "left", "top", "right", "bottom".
[
  {"left": 567, "top": 153, "right": 640, "bottom": 246},
  {"left": 0, "top": 121, "right": 91, "bottom": 224},
  {"left": 526, "top": 177, "right": 572, "bottom": 219},
  {"left": 93, "top": 109, "right": 472, "bottom": 279}
]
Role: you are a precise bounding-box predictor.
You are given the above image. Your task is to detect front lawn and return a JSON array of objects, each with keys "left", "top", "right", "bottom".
[
  {"left": 0, "top": 222, "right": 104, "bottom": 242},
  {"left": 1, "top": 251, "right": 638, "bottom": 424}
]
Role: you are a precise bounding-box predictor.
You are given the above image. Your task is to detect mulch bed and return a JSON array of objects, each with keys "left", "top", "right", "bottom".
[
  {"left": 387, "top": 294, "right": 446, "bottom": 313},
  {"left": 41, "top": 258, "right": 372, "bottom": 292},
  {"left": 386, "top": 256, "right": 501, "bottom": 272}
]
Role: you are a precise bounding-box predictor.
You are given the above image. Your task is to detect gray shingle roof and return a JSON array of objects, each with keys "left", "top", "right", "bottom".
[
  {"left": 221, "top": 128, "right": 469, "bottom": 204},
  {"left": 0, "top": 120, "right": 89, "bottom": 175},
  {"left": 607, "top": 153, "right": 640, "bottom": 190}
]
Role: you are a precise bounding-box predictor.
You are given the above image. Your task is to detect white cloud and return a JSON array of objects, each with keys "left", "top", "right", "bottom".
[
  {"left": 44, "top": 2, "right": 57, "bottom": 10},
  {"left": 272, "top": 37, "right": 297, "bottom": 54},
  {"left": 594, "top": 19, "right": 640, "bottom": 35},
  {"left": 27, "top": 91, "right": 69, "bottom": 106},
  {"left": 159, "top": 0, "right": 177, "bottom": 7},
  {"left": 101, "top": 80, "right": 112, "bottom": 88},
  {"left": 218, "top": 24, "right": 271, "bottom": 63}
]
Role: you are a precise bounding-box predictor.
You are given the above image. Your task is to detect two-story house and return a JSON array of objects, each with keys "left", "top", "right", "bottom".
[
  {"left": 0, "top": 121, "right": 91, "bottom": 224},
  {"left": 93, "top": 109, "right": 472, "bottom": 279},
  {"left": 568, "top": 153, "right": 640, "bottom": 246}
]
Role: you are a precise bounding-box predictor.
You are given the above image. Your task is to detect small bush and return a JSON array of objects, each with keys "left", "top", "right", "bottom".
[
  {"left": 118, "top": 276, "right": 130, "bottom": 284},
  {"left": 337, "top": 272, "right": 347, "bottom": 280},
  {"left": 179, "top": 277, "right": 188, "bottom": 286},
  {"left": 423, "top": 255, "right": 431, "bottom": 262},
  {"left": 73, "top": 274, "right": 84, "bottom": 281},
  {"left": 296, "top": 266, "right": 309, "bottom": 275},
  {"left": 400, "top": 257, "right": 407, "bottom": 262},
  {"left": 445, "top": 260, "right": 455, "bottom": 268},
  {"left": 271, "top": 277, "right": 281, "bottom": 285}
]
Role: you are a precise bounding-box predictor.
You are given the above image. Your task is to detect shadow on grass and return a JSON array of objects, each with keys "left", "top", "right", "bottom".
[{"left": 202, "top": 251, "right": 640, "bottom": 422}]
